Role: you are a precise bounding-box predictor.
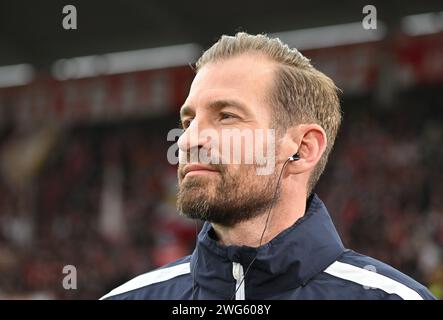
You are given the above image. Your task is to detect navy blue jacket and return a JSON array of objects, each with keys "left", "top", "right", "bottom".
[{"left": 101, "top": 194, "right": 436, "bottom": 300}]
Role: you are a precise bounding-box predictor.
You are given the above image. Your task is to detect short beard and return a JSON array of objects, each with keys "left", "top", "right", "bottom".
[{"left": 176, "top": 164, "right": 281, "bottom": 227}]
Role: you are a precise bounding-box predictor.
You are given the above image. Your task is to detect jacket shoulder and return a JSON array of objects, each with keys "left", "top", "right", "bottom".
[
  {"left": 100, "top": 255, "right": 192, "bottom": 300},
  {"left": 319, "top": 249, "right": 436, "bottom": 300}
]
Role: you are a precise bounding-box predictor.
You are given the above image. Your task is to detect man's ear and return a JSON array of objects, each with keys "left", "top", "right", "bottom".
[{"left": 284, "top": 124, "right": 327, "bottom": 175}]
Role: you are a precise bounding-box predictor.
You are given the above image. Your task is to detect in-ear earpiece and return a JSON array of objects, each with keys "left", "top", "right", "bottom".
[{"left": 288, "top": 153, "right": 300, "bottom": 161}]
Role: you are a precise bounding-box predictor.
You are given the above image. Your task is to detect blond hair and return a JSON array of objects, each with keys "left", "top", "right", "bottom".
[{"left": 196, "top": 32, "right": 342, "bottom": 194}]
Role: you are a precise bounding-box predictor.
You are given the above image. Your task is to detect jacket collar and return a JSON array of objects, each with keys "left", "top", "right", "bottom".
[{"left": 190, "top": 194, "right": 345, "bottom": 299}]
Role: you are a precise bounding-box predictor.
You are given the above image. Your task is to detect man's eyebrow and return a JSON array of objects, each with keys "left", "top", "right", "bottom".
[
  {"left": 209, "top": 99, "right": 248, "bottom": 112},
  {"left": 180, "top": 105, "right": 193, "bottom": 119},
  {"left": 180, "top": 99, "right": 248, "bottom": 119}
]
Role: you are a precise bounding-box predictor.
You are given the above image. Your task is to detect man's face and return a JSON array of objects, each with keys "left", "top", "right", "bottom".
[{"left": 177, "top": 54, "right": 282, "bottom": 227}]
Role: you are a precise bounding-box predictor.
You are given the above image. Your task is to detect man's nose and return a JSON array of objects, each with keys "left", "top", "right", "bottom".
[{"left": 177, "top": 118, "right": 211, "bottom": 152}]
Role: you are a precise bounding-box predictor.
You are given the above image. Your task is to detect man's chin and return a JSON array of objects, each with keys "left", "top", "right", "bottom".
[
  {"left": 180, "top": 173, "right": 219, "bottom": 187},
  {"left": 179, "top": 185, "right": 215, "bottom": 201}
]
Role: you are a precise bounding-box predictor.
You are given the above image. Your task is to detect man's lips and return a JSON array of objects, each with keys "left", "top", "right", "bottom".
[{"left": 183, "top": 164, "right": 219, "bottom": 177}]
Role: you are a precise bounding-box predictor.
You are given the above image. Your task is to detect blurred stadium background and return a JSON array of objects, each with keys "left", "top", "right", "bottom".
[{"left": 0, "top": 0, "right": 442, "bottom": 299}]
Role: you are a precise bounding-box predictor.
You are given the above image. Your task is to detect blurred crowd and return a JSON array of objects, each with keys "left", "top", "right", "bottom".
[
  {"left": 0, "top": 118, "right": 196, "bottom": 299},
  {"left": 0, "top": 89, "right": 442, "bottom": 299}
]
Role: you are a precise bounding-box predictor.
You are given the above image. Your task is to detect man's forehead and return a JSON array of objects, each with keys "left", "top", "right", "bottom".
[{"left": 184, "top": 54, "right": 277, "bottom": 111}]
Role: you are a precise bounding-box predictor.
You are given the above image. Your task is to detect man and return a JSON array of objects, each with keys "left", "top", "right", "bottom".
[{"left": 101, "top": 33, "right": 435, "bottom": 300}]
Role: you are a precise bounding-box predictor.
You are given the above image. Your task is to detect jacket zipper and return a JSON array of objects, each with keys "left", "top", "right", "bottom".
[{"left": 232, "top": 262, "right": 245, "bottom": 300}]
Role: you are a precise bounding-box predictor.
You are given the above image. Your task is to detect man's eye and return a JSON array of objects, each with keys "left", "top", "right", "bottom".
[
  {"left": 220, "top": 112, "right": 236, "bottom": 120},
  {"left": 182, "top": 119, "right": 193, "bottom": 129}
]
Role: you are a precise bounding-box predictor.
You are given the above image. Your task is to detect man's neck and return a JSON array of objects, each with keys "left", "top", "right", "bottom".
[{"left": 211, "top": 188, "right": 307, "bottom": 247}]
